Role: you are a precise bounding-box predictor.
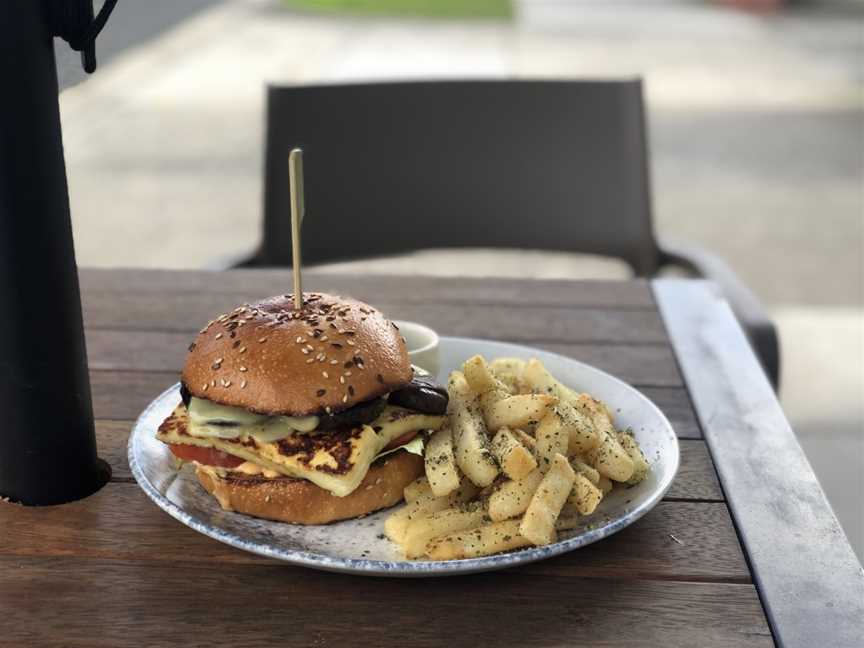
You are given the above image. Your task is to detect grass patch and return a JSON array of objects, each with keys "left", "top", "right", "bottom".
[{"left": 282, "top": 0, "right": 512, "bottom": 19}]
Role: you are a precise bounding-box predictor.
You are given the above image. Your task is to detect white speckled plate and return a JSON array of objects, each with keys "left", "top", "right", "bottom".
[{"left": 129, "top": 337, "right": 678, "bottom": 576}]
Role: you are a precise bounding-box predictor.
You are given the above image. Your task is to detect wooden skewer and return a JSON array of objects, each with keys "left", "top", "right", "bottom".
[{"left": 288, "top": 148, "right": 305, "bottom": 311}]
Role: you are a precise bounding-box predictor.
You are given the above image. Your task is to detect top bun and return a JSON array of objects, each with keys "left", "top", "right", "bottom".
[{"left": 182, "top": 293, "right": 412, "bottom": 416}]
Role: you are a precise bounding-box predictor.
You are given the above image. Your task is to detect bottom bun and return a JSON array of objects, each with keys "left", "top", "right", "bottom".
[{"left": 196, "top": 450, "right": 424, "bottom": 525}]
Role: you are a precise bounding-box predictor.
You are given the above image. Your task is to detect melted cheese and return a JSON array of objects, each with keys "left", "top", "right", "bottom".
[
  {"left": 158, "top": 405, "right": 444, "bottom": 497},
  {"left": 186, "top": 397, "right": 320, "bottom": 442}
]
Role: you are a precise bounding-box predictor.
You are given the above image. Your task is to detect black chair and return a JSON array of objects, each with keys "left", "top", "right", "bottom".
[{"left": 243, "top": 79, "right": 779, "bottom": 388}]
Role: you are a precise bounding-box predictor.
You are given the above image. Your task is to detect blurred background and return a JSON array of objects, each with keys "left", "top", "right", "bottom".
[{"left": 57, "top": 0, "right": 862, "bottom": 559}]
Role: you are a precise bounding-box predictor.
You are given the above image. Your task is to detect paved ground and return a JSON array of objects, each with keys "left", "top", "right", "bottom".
[{"left": 58, "top": 0, "right": 863, "bottom": 559}]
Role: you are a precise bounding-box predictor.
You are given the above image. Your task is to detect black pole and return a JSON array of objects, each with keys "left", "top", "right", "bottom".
[{"left": 0, "top": 0, "right": 109, "bottom": 504}]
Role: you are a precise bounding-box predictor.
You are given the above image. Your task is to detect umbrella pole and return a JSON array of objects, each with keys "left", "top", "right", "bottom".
[{"left": 0, "top": 0, "right": 109, "bottom": 504}]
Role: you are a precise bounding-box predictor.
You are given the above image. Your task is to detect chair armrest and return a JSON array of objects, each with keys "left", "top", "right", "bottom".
[{"left": 660, "top": 242, "right": 780, "bottom": 389}]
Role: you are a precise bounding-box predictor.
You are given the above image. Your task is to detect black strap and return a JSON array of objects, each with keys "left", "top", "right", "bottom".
[{"left": 48, "top": 0, "right": 119, "bottom": 73}]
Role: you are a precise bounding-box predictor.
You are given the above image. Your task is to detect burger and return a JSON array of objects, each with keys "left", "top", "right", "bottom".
[{"left": 156, "top": 293, "right": 448, "bottom": 524}]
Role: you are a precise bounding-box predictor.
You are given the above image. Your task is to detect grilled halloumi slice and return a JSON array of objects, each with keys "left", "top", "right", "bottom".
[{"left": 157, "top": 405, "right": 445, "bottom": 497}]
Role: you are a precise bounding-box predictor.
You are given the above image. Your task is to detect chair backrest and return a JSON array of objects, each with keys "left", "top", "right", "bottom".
[{"left": 259, "top": 80, "right": 661, "bottom": 275}]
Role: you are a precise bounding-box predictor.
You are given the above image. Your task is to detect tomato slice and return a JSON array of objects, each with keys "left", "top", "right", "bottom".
[
  {"left": 383, "top": 430, "right": 418, "bottom": 452},
  {"left": 169, "top": 444, "right": 244, "bottom": 468}
]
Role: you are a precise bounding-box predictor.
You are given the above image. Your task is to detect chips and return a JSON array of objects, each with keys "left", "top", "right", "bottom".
[
  {"left": 490, "top": 427, "right": 537, "bottom": 480},
  {"left": 385, "top": 355, "right": 651, "bottom": 560},
  {"left": 424, "top": 428, "right": 461, "bottom": 496}
]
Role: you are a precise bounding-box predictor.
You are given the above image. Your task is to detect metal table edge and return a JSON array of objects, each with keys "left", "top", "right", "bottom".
[{"left": 651, "top": 278, "right": 863, "bottom": 648}]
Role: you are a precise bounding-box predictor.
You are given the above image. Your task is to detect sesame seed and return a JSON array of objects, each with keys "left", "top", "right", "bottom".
[
  {"left": 239, "top": 366, "right": 247, "bottom": 372},
  {"left": 346, "top": 340, "right": 355, "bottom": 346},
  {"left": 214, "top": 333, "right": 223, "bottom": 340},
  {"left": 202, "top": 383, "right": 209, "bottom": 391},
  {"left": 240, "top": 380, "right": 247, "bottom": 389},
  {"left": 345, "top": 370, "right": 352, "bottom": 376},
  {"left": 356, "top": 363, "right": 365, "bottom": 370},
  {"left": 322, "top": 371, "right": 329, "bottom": 378},
  {"left": 306, "top": 358, "right": 315, "bottom": 364},
  {"left": 342, "top": 394, "right": 348, "bottom": 403},
  {"left": 325, "top": 406, "right": 332, "bottom": 414},
  {"left": 320, "top": 335, "right": 328, "bottom": 341},
  {"left": 301, "top": 348, "right": 310, "bottom": 354},
  {"left": 239, "top": 346, "right": 247, "bottom": 353},
  {"left": 211, "top": 380, "right": 216, "bottom": 387},
  {"left": 339, "top": 376, "right": 345, "bottom": 384},
  {"left": 330, "top": 359, "right": 339, "bottom": 365},
  {"left": 296, "top": 336, "right": 304, "bottom": 343},
  {"left": 375, "top": 478, "right": 382, "bottom": 485},
  {"left": 215, "top": 357, "right": 223, "bottom": 364},
  {"left": 259, "top": 337, "right": 267, "bottom": 343}
]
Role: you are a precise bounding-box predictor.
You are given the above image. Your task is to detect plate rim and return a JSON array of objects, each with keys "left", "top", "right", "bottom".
[{"left": 128, "top": 335, "right": 680, "bottom": 576}]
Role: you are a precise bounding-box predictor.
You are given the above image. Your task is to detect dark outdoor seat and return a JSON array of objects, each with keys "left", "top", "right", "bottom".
[{"left": 241, "top": 80, "right": 779, "bottom": 388}]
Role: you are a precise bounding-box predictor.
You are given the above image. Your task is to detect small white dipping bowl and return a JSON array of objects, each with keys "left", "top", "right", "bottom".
[{"left": 393, "top": 320, "right": 440, "bottom": 376}]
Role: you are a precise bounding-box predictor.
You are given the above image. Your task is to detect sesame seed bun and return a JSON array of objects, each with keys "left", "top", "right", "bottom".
[
  {"left": 181, "top": 293, "right": 412, "bottom": 416},
  {"left": 195, "top": 451, "right": 424, "bottom": 525}
]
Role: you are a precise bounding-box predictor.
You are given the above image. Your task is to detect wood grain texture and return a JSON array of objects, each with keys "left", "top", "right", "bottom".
[
  {"left": 0, "top": 556, "right": 772, "bottom": 648},
  {"left": 0, "top": 486, "right": 747, "bottom": 581},
  {"left": 637, "top": 387, "right": 702, "bottom": 439},
  {"left": 79, "top": 269, "right": 656, "bottom": 308},
  {"left": 668, "top": 440, "right": 723, "bottom": 501},
  {"left": 83, "top": 299, "right": 669, "bottom": 344},
  {"left": 656, "top": 280, "right": 863, "bottom": 648}
]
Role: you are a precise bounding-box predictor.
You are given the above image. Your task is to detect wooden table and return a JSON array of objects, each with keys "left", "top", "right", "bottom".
[{"left": 2, "top": 270, "right": 861, "bottom": 648}]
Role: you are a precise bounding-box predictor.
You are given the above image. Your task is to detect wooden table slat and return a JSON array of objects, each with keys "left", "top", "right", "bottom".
[
  {"left": 80, "top": 269, "right": 657, "bottom": 309},
  {"left": 0, "top": 487, "right": 747, "bottom": 581},
  {"left": 2, "top": 555, "right": 772, "bottom": 648},
  {"left": 83, "top": 298, "right": 670, "bottom": 345},
  {"left": 655, "top": 280, "right": 864, "bottom": 648}
]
